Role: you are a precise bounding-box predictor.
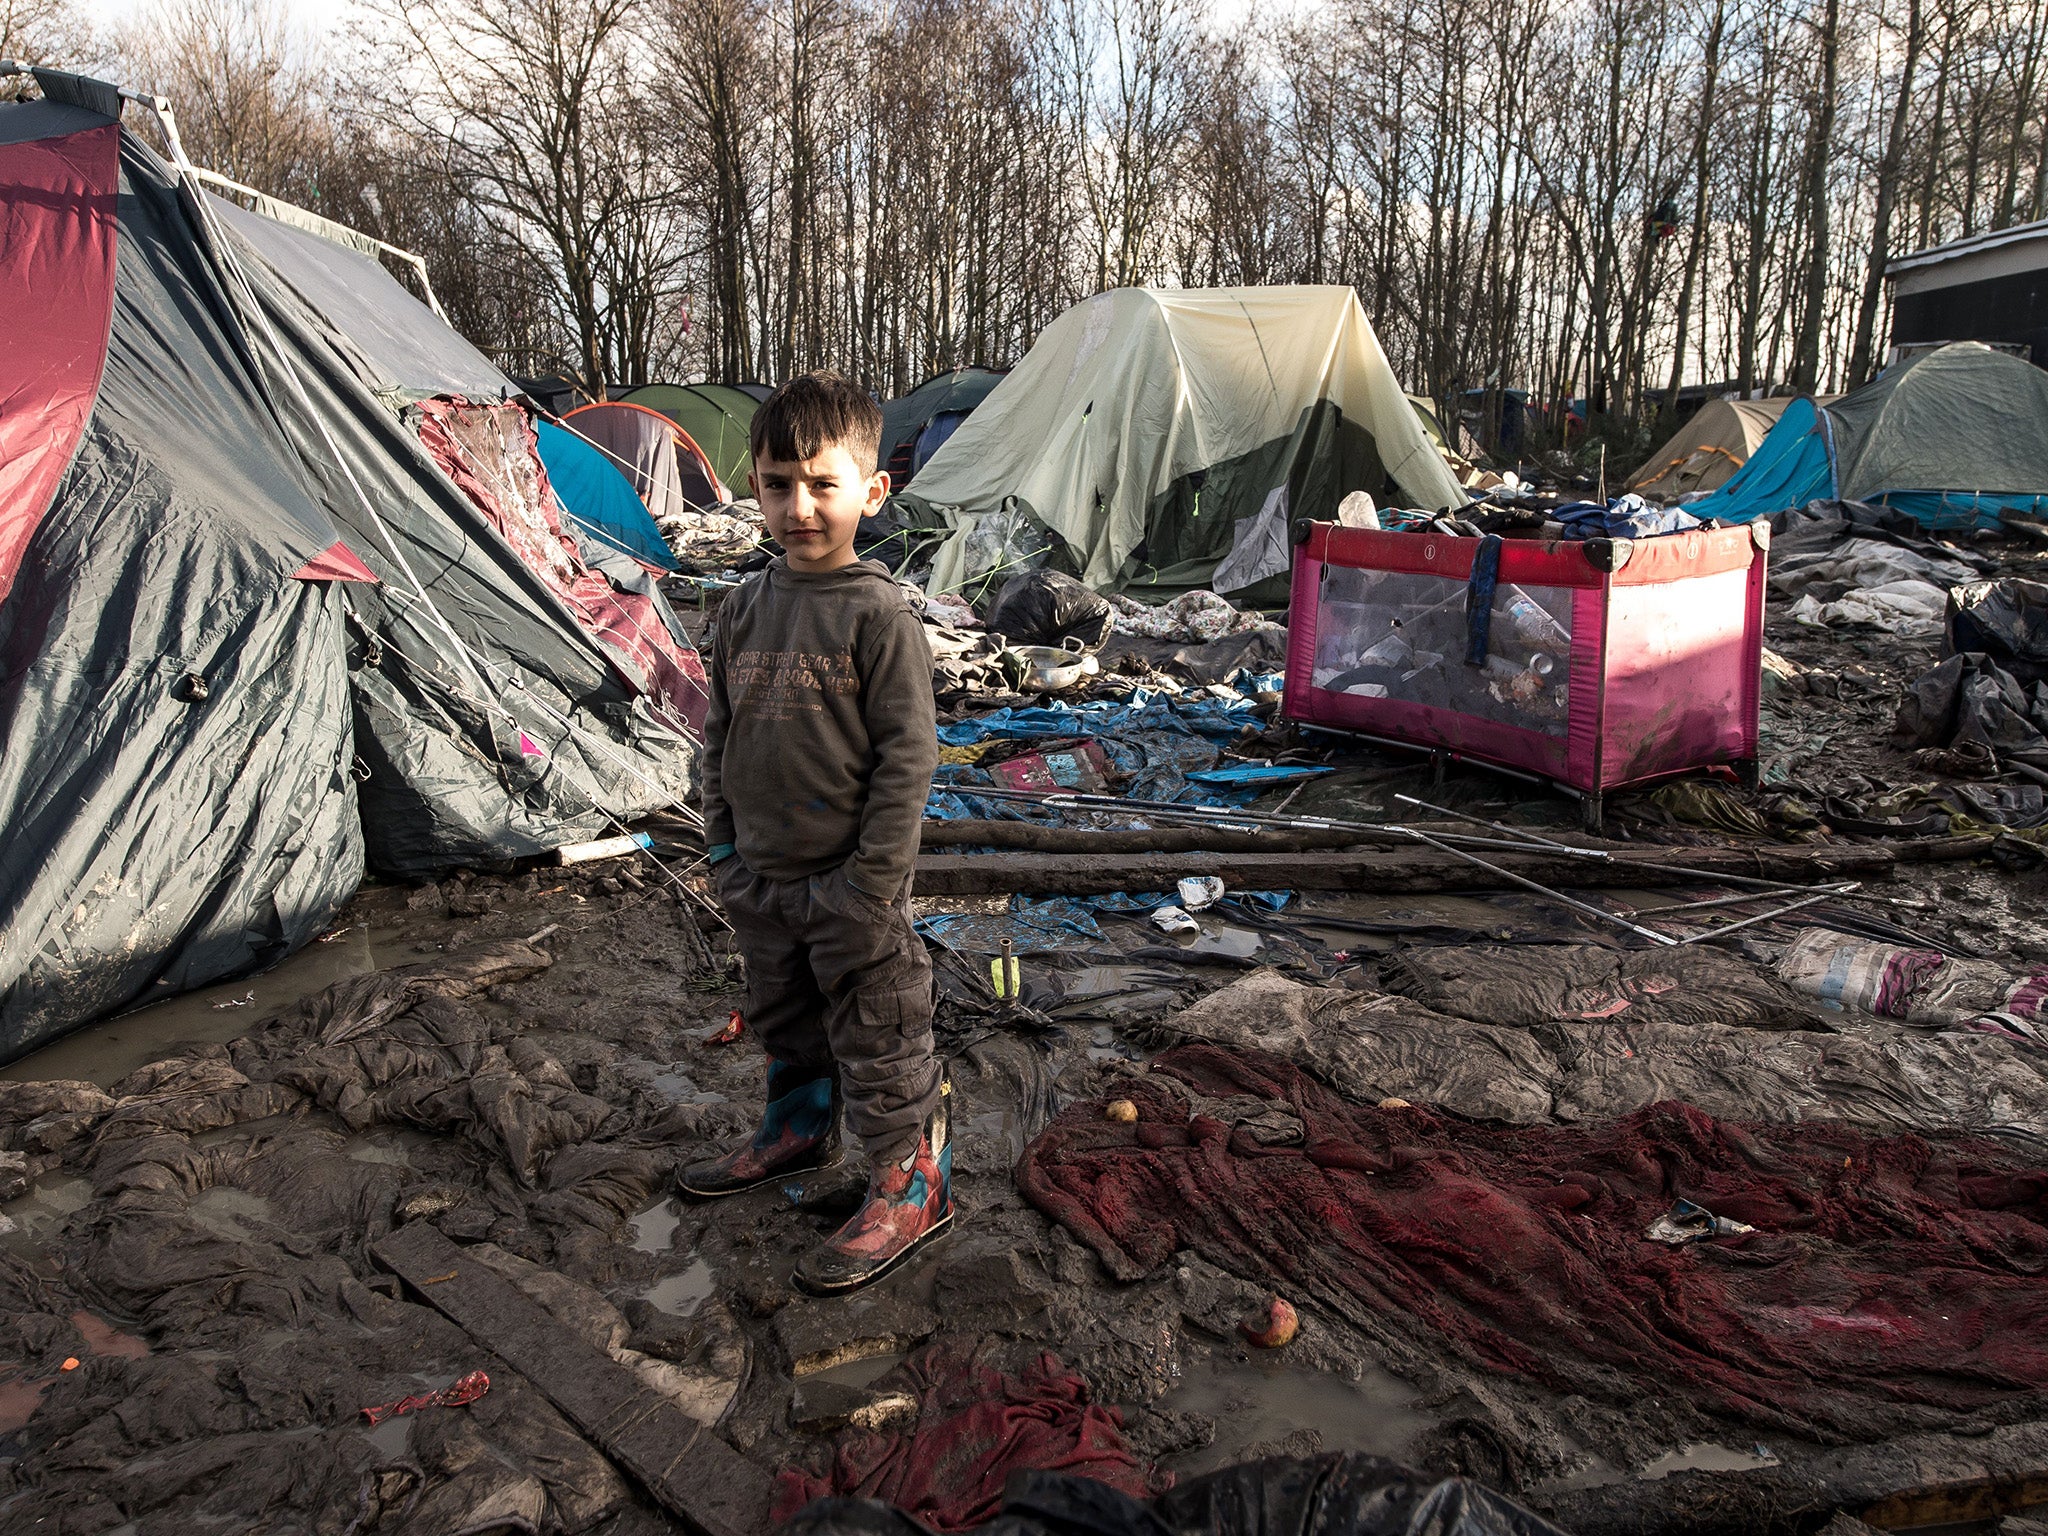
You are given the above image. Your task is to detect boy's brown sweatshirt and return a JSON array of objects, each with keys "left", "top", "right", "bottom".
[{"left": 701, "top": 557, "right": 937, "bottom": 897}]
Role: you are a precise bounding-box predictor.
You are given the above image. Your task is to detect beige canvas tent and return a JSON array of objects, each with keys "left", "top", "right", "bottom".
[
  {"left": 1629, "top": 398, "right": 1797, "bottom": 498},
  {"left": 892, "top": 286, "right": 1466, "bottom": 598}
]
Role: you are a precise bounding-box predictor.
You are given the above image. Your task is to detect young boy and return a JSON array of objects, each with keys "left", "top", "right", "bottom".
[{"left": 678, "top": 372, "right": 949, "bottom": 1295}]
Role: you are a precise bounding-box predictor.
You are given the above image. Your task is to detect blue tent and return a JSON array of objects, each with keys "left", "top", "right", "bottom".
[
  {"left": 535, "top": 418, "right": 678, "bottom": 570},
  {"left": 1676, "top": 396, "right": 1835, "bottom": 525}
]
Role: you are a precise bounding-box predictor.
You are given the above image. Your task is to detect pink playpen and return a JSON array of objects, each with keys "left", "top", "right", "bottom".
[{"left": 1283, "top": 521, "right": 1769, "bottom": 824}]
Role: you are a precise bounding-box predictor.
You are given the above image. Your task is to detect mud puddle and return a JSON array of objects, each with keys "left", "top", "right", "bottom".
[
  {"left": 639, "top": 1258, "right": 715, "bottom": 1318},
  {"left": 0, "top": 922, "right": 394, "bottom": 1088},
  {"left": 1637, "top": 1441, "right": 1780, "bottom": 1479},
  {"left": 0, "top": 1172, "right": 90, "bottom": 1253},
  {"left": 1154, "top": 1355, "right": 1430, "bottom": 1475},
  {"left": 630, "top": 1197, "right": 683, "bottom": 1254}
]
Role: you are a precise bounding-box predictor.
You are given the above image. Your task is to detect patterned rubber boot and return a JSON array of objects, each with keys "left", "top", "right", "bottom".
[
  {"left": 792, "top": 1073, "right": 953, "bottom": 1295},
  {"left": 676, "top": 1059, "right": 841, "bottom": 1199}
]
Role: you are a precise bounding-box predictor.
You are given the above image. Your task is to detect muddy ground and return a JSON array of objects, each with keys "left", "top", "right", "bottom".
[{"left": 4, "top": 542, "right": 2048, "bottom": 1535}]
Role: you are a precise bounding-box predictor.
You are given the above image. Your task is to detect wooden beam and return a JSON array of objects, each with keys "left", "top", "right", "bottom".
[
  {"left": 1530, "top": 1421, "right": 2048, "bottom": 1536},
  {"left": 374, "top": 1221, "right": 770, "bottom": 1536},
  {"left": 911, "top": 844, "right": 1897, "bottom": 897}
]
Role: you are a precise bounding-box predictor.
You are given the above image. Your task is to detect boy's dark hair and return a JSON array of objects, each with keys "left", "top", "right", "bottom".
[{"left": 751, "top": 372, "right": 884, "bottom": 471}]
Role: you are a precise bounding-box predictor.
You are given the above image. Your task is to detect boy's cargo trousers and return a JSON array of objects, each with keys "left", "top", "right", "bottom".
[{"left": 713, "top": 859, "right": 940, "bottom": 1167}]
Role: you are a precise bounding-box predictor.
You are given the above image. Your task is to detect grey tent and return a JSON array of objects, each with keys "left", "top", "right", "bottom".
[
  {"left": 0, "top": 72, "right": 693, "bottom": 1062},
  {"left": 1825, "top": 342, "right": 2048, "bottom": 527}
]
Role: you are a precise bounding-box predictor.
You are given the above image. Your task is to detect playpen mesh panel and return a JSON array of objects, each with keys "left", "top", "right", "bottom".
[{"left": 1311, "top": 564, "right": 1576, "bottom": 739}]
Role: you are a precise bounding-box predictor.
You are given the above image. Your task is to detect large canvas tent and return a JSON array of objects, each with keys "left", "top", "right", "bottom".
[
  {"left": 621, "top": 381, "right": 761, "bottom": 492},
  {"left": 1677, "top": 344, "right": 2048, "bottom": 528},
  {"left": 1628, "top": 398, "right": 1794, "bottom": 498},
  {"left": 0, "top": 72, "right": 696, "bottom": 1062},
  {"left": 892, "top": 287, "right": 1465, "bottom": 598}
]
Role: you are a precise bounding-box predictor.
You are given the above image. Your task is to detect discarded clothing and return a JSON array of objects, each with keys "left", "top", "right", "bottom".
[
  {"left": 1020, "top": 1041, "right": 2048, "bottom": 1440},
  {"left": 1377, "top": 944, "right": 1831, "bottom": 1030},
  {"left": 1778, "top": 928, "right": 2048, "bottom": 1031},
  {"left": 0, "top": 943, "right": 754, "bottom": 1536},
  {"left": 1553, "top": 496, "right": 1703, "bottom": 539},
  {"left": 1147, "top": 972, "right": 2048, "bottom": 1141},
  {"left": 773, "top": 1341, "right": 1170, "bottom": 1532},
  {"left": 783, "top": 1454, "right": 1567, "bottom": 1536},
  {"left": 1106, "top": 591, "right": 1280, "bottom": 644}
]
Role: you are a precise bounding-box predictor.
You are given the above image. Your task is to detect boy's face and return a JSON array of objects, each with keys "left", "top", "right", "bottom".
[{"left": 751, "top": 442, "right": 889, "bottom": 574}]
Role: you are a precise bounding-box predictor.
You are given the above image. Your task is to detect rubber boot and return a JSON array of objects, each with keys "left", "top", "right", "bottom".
[
  {"left": 792, "top": 1071, "right": 953, "bottom": 1295},
  {"left": 677, "top": 1059, "right": 841, "bottom": 1199}
]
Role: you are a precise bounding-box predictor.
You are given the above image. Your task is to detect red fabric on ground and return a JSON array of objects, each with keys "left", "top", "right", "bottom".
[
  {"left": 1019, "top": 1043, "right": 2048, "bottom": 1442},
  {"left": 0, "top": 121, "right": 119, "bottom": 607},
  {"left": 773, "top": 1341, "right": 1170, "bottom": 1530}
]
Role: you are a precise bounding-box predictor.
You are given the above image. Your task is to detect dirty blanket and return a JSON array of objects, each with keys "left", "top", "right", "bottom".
[
  {"left": 1019, "top": 1043, "right": 2048, "bottom": 1441},
  {"left": 774, "top": 1341, "right": 1169, "bottom": 1531}
]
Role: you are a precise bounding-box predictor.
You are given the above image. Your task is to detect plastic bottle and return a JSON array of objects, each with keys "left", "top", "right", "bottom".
[{"left": 1499, "top": 587, "right": 1570, "bottom": 650}]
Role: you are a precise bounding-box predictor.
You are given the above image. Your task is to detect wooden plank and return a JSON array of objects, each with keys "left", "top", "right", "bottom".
[
  {"left": 911, "top": 844, "right": 1896, "bottom": 897},
  {"left": 374, "top": 1221, "right": 771, "bottom": 1536},
  {"left": 1531, "top": 1420, "right": 2048, "bottom": 1536}
]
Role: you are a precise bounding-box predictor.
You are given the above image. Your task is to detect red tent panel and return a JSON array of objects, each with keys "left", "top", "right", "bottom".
[{"left": 0, "top": 122, "right": 118, "bottom": 604}]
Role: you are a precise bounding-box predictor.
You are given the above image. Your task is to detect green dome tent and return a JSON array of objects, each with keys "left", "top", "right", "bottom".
[
  {"left": 1827, "top": 342, "right": 2048, "bottom": 527},
  {"left": 892, "top": 286, "right": 1466, "bottom": 599},
  {"left": 620, "top": 382, "right": 762, "bottom": 493},
  {"left": 880, "top": 367, "right": 1007, "bottom": 487}
]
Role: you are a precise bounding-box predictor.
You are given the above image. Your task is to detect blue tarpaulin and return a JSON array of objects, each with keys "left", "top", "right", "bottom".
[
  {"left": 536, "top": 419, "right": 679, "bottom": 570},
  {"left": 933, "top": 694, "right": 1260, "bottom": 747},
  {"left": 1678, "top": 398, "right": 1836, "bottom": 525}
]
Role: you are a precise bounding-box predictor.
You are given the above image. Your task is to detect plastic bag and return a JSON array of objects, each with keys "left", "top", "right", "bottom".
[
  {"left": 989, "top": 569, "right": 1115, "bottom": 653},
  {"left": 1948, "top": 578, "right": 2048, "bottom": 684}
]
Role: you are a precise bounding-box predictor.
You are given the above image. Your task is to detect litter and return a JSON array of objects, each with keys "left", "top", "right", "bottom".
[
  {"left": 361, "top": 1368, "right": 492, "bottom": 1425},
  {"left": 1151, "top": 906, "right": 1199, "bottom": 935},
  {"left": 1176, "top": 876, "right": 1224, "bottom": 911},
  {"left": 986, "top": 741, "right": 1111, "bottom": 794},
  {"left": 1644, "top": 1200, "right": 1756, "bottom": 1245}
]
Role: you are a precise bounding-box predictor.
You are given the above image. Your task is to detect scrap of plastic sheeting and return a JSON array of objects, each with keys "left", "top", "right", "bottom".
[
  {"left": 1644, "top": 1199, "right": 1755, "bottom": 1245},
  {"left": 1183, "top": 765, "right": 1333, "bottom": 787},
  {"left": 1177, "top": 876, "right": 1224, "bottom": 911}
]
